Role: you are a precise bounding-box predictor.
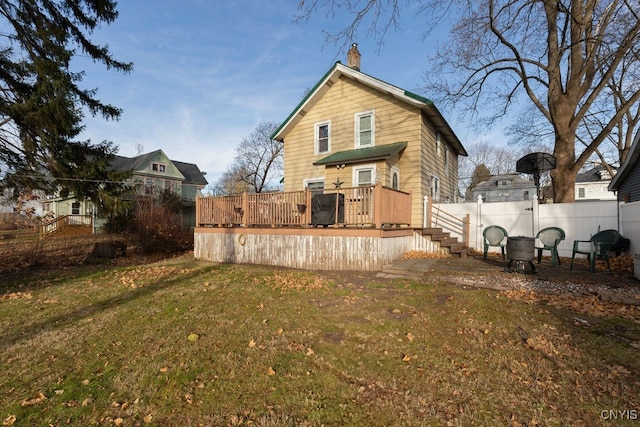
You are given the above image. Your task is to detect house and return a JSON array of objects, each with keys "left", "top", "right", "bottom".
[
  {"left": 609, "top": 130, "right": 640, "bottom": 202},
  {"left": 469, "top": 173, "right": 536, "bottom": 203},
  {"left": 575, "top": 165, "right": 617, "bottom": 201},
  {"left": 194, "top": 45, "right": 468, "bottom": 270},
  {"left": 271, "top": 43, "right": 467, "bottom": 227},
  {"left": 42, "top": 149, "right": 207, "bottom": 229}
]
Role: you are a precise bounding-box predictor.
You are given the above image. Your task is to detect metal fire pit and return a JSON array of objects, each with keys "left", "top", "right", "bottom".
[{"left": 505, "top": 236, "right": 537, "bottom": 274}]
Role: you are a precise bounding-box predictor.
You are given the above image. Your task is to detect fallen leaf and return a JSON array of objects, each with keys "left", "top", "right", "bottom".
[
  {"left": 143, "top": 414, "right": 153, "bottom": 424},
  {"left": 406, "top": 333, "right": 415, "bottom": 342},
  {"left": 268, "top": 367, "right": 276, "bottom": 376},
  {"left": 114, "top": 418, "right": 124, "bottom": 426},
  {"left": 187, "top": 333, "right": 200, "bottom": 342},
  {"left": 20, "top": 392, "right": 47, "bottom": 407},
  {"left": 402, "top": 354, "right": 411, "bottom": 362},
  {"left": 305, "top": 348, "right": 315, "bottom": 356},
  {"left": 248, "top": 339, "right": 256, "bottom": 348},
  {"left": 2, "top": 415, "right": 16, "bottom": 426},
  {"left": 159, "top": 367, "right": 168, "bottom": 373}
]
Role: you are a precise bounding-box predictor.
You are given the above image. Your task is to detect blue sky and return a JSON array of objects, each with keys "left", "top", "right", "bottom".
[{"left": 77, "top": 1, "right": 481, "bottom": 187}]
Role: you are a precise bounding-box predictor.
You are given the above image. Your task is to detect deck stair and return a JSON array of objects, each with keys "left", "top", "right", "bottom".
[{"left": 421, "top": 227, "right": 468, "bottom": 258}]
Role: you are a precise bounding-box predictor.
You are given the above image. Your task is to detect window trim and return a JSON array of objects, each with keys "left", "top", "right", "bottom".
[
  {"left": 352, "top": 164, "right": 376, "bottom": 187},
  {"left": 435, "top": 131, "right": 441, "bottom": 156},
  {"left": 314, "top": 121, "right": 331, "bottom": 155},
  {"left": 390, "top": 166, "right": 400, "bottom": 190},
  {"left": 430, "top": 174, "right": 440, "bottom": 201},
  {"left": 354, "top": 110, "right": 375, "bottom": 148},
  {"left": 444, "top": 147, "right": 450, "bottom": 177},
  {"left": 152, "top": 163, "right": 166, "bottom": 173}
]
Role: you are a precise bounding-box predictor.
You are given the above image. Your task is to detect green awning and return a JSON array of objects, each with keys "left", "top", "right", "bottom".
[{"left": 313, "top": 142, "right": 407, "bottom": 166}]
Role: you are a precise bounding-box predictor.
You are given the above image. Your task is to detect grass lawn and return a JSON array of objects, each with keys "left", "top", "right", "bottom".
[{"left": 1, "top": 254, "right": 639, "bottom": 426}]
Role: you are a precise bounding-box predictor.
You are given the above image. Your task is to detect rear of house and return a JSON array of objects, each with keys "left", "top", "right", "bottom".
[{"left": 272, "top": 44, "right": 466, "bottom": 228}]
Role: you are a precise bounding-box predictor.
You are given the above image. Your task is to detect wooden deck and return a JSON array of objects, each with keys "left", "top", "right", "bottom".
[{"left": 196, "top": 184, "right": 411, "bottom": 229}]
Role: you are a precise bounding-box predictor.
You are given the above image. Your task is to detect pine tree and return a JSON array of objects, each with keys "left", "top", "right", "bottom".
[{"left": 0, "top": 0, "right": 132, "bottom": 200}]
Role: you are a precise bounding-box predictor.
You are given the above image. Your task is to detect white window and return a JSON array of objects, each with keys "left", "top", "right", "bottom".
[
  {"left": 444, "top": 147, "right": 450, "bottom": 177},
  {"left": 71, "top": 201, "right": 80, "bottom": 215},
  {"left": 353, "top": 165, "right": 376, "bottom": 187},
  {"left": 578, "top": 187, "right": 585, "bottom": 198},
  {"left": 315, "top": 121, "right": 331, "bottom": 154},
  {"left": 390, "top": 166, "right": 400, "bottom": 190},
  {"left": 145, "top": 177, "right": 154, "bottom": 194},
  {"left": 355, "top": 110, "right": 374, "bottom": 148},
  {"left": 152, "top": 163, "right": 166, "bottom": 173},
  {"left": 430, "top": 175, "right": 440, "bottom": 201},
  {"left": 523, "top": 190, "right": 530, "bottom": 200},
  {"left": 304, "top": 179, "right": 325, "bottom": 196},
  {"left": 435, "top": 131, "right": 441, "bottom": 156}
]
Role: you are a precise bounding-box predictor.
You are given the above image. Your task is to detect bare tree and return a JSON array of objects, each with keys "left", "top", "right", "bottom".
[
  {"left": 213, "top": 121, "right": 283, "bottom": 195},
  {"left": 297, "top": 0, "right": 640, "bottom": 202}
]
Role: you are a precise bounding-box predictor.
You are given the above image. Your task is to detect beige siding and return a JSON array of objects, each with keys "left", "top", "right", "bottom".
[
  {"left": 284, "top": 76, "right": 421, "bottom": 190},
  {"left": 282, "top": 74, "right": 459, "bottom": 227}
]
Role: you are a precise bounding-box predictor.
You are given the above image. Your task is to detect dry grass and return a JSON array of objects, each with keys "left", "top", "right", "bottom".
[{"left": 1, "top": 254, "right": 639, "bottom": 426}]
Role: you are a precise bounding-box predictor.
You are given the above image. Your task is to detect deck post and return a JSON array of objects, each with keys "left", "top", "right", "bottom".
[
  {"left": 195, "top": 193, "right": 200, "bottom": 227},
  {"left": 374, "top": 183, "right": 383, "bottom": 229},
  {"left": 242, "top": 192, "right": 248, "bottom": 227}
]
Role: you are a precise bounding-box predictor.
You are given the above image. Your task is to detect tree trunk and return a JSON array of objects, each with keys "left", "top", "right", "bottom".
[{"left": 551, "top": 129, "right": 578, "bottom": 203}]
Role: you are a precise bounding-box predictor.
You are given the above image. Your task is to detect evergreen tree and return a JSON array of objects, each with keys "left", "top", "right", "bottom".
[{"left": 0, "top": 0, "right": 132, "bottom": 200}]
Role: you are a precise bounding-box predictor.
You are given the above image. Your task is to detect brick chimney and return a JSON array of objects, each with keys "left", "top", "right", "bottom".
[{"left": 347, "top": 43, "right": 361, "bottom": 71}]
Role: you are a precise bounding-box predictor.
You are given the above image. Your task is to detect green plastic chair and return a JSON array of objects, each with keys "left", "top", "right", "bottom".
[
  {"left": 535, "top": 227, "right": 565, "bottom": 267},
  {"left": 570, "top": 229, "right": 620, "bottom": 273},
  {"left": 483, "top": 225, "right": 508, "bottom": 260}
]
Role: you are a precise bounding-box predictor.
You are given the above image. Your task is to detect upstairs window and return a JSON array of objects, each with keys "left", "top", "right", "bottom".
[
  {"left": 152, "top": 163, "right": 166, "bottom": 173},
  {"left": 315, "top": 121, "right": 331, "bottom": 154},
  {"left": 355, "top": 110, "right": 374, "bottom": 147},
  {"left": 435, "top": 131, "right": 441, "bottom": 156},
  {"left": 444, "top": 147, "right": 450, "bottom": 176},
  {"left": 578, "top": 187, "right": 585, "bottom": 198}
]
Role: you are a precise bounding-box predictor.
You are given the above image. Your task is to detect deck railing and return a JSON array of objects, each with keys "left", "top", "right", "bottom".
[
  {"left": 196, "top": 184, "right": 411, "bottom": 229},
  {"left": 40, "top": 215, "right": 93, "bottom": 236}
]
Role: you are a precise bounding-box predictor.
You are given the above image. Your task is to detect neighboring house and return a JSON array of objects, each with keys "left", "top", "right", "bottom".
[
  {"left": 271, "top": 44, "right": 467, "bottom": 228},
  {"left": 42, "top": 149, "right": 208, "bottom": 228},
  {"left": 609, "top": 130, "right": 640, "bottom": 202},
  {"left": 470, "top": 173, "right": 536, "bottom": 203},
  {"left": 575, "top": 165, "right": 616, "bottom": 201}
]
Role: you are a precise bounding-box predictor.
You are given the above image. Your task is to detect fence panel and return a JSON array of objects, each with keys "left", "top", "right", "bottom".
[
  {"left": 620, "top": 201, "right": 640, "bottom": 254},
  {"left": 429, "top": 197, "right": 621, "bottom": 257}
]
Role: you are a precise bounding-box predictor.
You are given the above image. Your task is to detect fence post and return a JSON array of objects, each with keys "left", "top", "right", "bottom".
[
  {"left": 423, "top": 195, "right": 432, "bottom": 228},
  {"left": 476, "top": 195, "right": 483, "bottom": 250}
]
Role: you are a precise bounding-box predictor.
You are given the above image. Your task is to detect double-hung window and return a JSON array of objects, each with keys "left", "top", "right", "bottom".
[
  {"left": 315, "top": 121, "right": 331, "bottom": 154},
  {"left": 353, "top": 165, "right": 375, "bottom": 187},
  {"left": 355, "top": 110, "right": 374, "bottom": 148},
  {"left": 430, "top": 175, "right": 440, "bottom": 201}
]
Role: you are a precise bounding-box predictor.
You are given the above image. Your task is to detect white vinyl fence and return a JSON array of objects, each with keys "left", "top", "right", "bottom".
[{"left": 427, "top": 196, "right": 640, "bottom": 257}]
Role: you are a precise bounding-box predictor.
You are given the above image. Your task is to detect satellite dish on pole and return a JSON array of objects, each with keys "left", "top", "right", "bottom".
[{"left": 516, "top": 152, "right": 556, "bottom": 199}]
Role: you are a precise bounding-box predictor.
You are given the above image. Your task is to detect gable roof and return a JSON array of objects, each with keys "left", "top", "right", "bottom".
[
  {"left": 576, "top": 165, "right": 615, "bottom": 183},
  {"left": 473, "top": 174, "right": 535, "bottom": 191},
  {"left": 271, "top": 62, "right": 467, "bottom": 156},
  {"left": 313, "top": 141, "right": 408, "bottom": 166},
  {"left": 110, "top": 149, "right": 207, "bottom": 186},
  {"left": 609, "top": 130, "right": 640, "bottom": 191}
]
